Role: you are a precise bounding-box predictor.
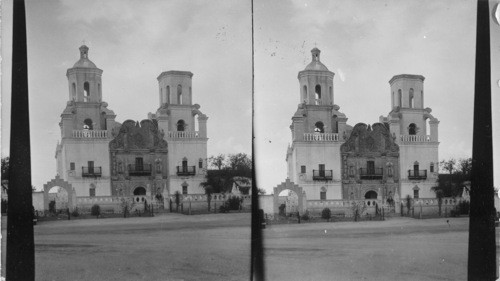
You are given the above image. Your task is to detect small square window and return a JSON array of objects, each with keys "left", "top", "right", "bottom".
[
  {"left": 182, "top": 186, "right": 188, "bottom": 195},
  {"left": 70, "top": 162, "right": 75, "bottom": 170},
  {"left": 301, "top": 166, "right": 306, "bottom": 173}
]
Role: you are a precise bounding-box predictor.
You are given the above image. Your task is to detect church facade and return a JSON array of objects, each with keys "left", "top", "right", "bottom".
[
  {"left": 284, "top": 48, "right": 439, "bottom": 209},
  {"left": 44, "top": 45, "right": 208, "bottom": 210}
]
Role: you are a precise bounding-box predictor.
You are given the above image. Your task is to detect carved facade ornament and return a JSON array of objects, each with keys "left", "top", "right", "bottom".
[
  {"left": 109, "top": 119, "right": 168, "bottom": 151},
  {"left": 340, "top": 123, "right": 399, "bottom": 155}
]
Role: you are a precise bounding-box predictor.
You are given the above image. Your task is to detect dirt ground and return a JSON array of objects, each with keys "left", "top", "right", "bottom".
[
  {"left": 263, "top": 217, "right": 471, "bottom": 281},
  {"left": 1, "top": 215, "right": 497, "bottom": 280},
  {"left": 1, "top": 213, "right": 251, "bottom": 281}
]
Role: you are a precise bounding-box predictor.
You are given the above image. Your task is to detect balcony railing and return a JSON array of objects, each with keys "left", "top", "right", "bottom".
[
  {"left": 128, "top": 164, "right": 152, "bottom": 176},
  {"left": 167, "top": 131, "right": 200, "bottom": 139},
  {"left": 359, "top": 168, "right": 383, "bottom": 180},
  {"left": 177, "top": 166, "right": 196, "bottom": 176},
  {"left": 313, "top": 170, "right": 333, "bottom": 181},
  {"left": 82, "top": 166, "right": 102, "bottom": 177},
  {"left": 303, "top": 133, "right": 339, "bottom": 142},
  {"left": 400, "top": 135, "right": 432, "bottom": 142},
  {"left": 73, "top": 130, "right": 108, "bottom": 139},
  {"left": 408, "top": 170, "right": 427, "bottom": 180}
]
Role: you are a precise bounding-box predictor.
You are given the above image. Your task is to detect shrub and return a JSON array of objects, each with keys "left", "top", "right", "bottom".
[
  {"left": 71, "top": 208, "right": 80, "bottom": 217},
  {"left": 226, "top": 196, "right": 242, "bottom": 211},
  {"left": 278, "top": 203, "right": 286, "bottom": 216},
  {"left": 90, "top": 204, "right": 101, "bottom": 218},
  {"left": 321, "top": 208, "right": 331, "bottom": 220},
  {"left": 301, "top": 211, "right": 310, "bottom": 221},
  {"left": 49, "top": 200, "right": 56, "bottom": 214},
  {"left": 457, "top": 201, "right": 470, "bottom": 215},
  {"left": 219, "top": 204, "right": 229, "bottom": 213}
]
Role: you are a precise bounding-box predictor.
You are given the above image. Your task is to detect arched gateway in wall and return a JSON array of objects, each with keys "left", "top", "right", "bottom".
[
  {"left": 43, "top": 175, "right": 76, "bottom": 211},
  {"left": 273, "top": 178, "right": 307, "bottom": 215}
]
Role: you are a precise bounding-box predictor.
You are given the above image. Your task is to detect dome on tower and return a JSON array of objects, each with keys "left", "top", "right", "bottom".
[
  {"left": 72, "top": 45, "right": 97, "bottom": 68},
  {"left": 304, "top": 47, "right": 329, "bottom": 71}
]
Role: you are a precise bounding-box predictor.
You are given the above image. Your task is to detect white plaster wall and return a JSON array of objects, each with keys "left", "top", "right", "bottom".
[
  {"left": 259, "top": 195, "right": 274, "bottom": 215},
  {"left": 32, "top": 192, "right": 45, "bottom": 212},
  {"left": 399, "top": 110, "right": 427, "bottom": 135},
  {"left": 62, "top": 140, "right": 111, "bottom": 178},
  {"left": 300, "top": 182, "right": 342, "bottom": 200},
  {"left": 400, "top": 182, "right": 436, "bottom": 199},
  {"left": 67, "top": 178, "right": 111, "bottom": 197},
  {"left": 169, "top": 107, "right": 195, "bottom": 131},
  {"left": 399, "top": 144, "right": 439, "bottom": 181},
  {"left": 292, "top": 142, "right": 342, "bottom": 182},
  {"left": 169, "top": 177, "right": 205, "bottom": 195},
  {"left": 167, "top": 139, "right": 207, "bottom": 177}
]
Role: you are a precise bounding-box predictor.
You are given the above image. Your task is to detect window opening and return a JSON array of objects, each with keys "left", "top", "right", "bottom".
[
  {"left": 367, "top": 161, "right": 375, "bottom": 174},
  {"left": 177, "top": 120, "right": 185, "bottom": 131},
  {"left": 72, "top": 83, "right": 76, "bottom": 100},
  {"left": 320, "top": 187, "right": 327, "bottom": 200},
  {"left": 83, "top": 82, "right": 90, "bottom": 100},
  {"left": 408, "top": 123, "right": 416, "bottom": 135},
  {"left": 83, "top": 119, "right": 93, "bottom": 130},
  {"left": 315, "top": 85, "right": 321, "bottom": 104},
  {"left": 167, "top": 86, "right": 171, "bottom": 103},
  {"left": 430, "top": 163, "right": 434, "bottom": 173},
  {"left": 409, "top": 88, "right": 414, "bottom": 108},
  {"left": 133, "top": 187, "right": 146, "bottom": 196},
  {"left": 89, "top": 184, "right": 96, "bottom": 197},
  {"left": 177, "top": 85, "right": 182, "bottom": 105},
  {"left": 135, "top": 157, "right": 144, "bottom": 171},
  {"left": 70, "top": 162, "right": 75, "bottom": 170},
  {"left": 302, "top": 85, "right": 308, "bottom": 102},
  {"left": 414, "top": 189, "right": 419, "bottom": 199},
  {"left": 300, "top": 165, "right": 306, "bottom": 173},
  {"left": 198, "top": 159, "right": 203, "bottom": 169},
  {"left": 398, "top": 89, "right": 402, "bottom": 107},
  {"left": 182, "top": 186, "right": 188, "bottom": 195},
  {"left": 314, "top": 121, "right": 324, "bottom": 133},
  {"left": 88, "top": 161, "right": 94, "bottom": 174}
]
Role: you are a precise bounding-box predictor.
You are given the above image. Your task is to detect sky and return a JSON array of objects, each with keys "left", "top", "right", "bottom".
[
  {"left": 1, "top": 0, "right": 252, "bottom": 190},
  {"left": 1, "top": 0, "right": 499, "bottom": 194},
  {"left": 254, "top": 0, "right": 500, "bottom": 193}
]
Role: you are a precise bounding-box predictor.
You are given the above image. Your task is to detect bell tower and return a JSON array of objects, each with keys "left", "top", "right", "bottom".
[
  {"left": 286, "top": 48, "right": 348, "bottom": 201},
  {"left": 55, "top": 45, "right": 118, "bottom": 198},
  {"left": 382, "top": 74, "right": 440, "bottom": 199},
  {"left": 154, "top": 71, "right": 208, "bottom": 196}
]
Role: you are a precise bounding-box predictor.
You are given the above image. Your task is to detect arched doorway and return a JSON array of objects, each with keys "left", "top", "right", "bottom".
[
  {"left": 277, "top": 189, "right": 299, "bottom": 216},
  {"left": 133, "top": 186, "right": 147, "bottom": 203},
  {"left": 43, "top": 175, "right": 75, "bottom": 211},
  {"left": 48, "top": 186, "right": 69, "bottom": 212},
  {"left": 273, "top": 179, "right": 306, "bottom": 215},
  {"left": 365, "top": 190, "right": 377, "bottom": 199}
]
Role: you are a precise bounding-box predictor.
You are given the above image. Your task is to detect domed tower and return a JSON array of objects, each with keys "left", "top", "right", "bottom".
[
  {"left": 286, "top": 48, "right": 349, "bottom": 201},
  {"left": 297, "top": 48, "right": 335, "bottom": 105},
  {"left": 381, "top": 74, "right": 440, "bottom": 199},
  {"left": 55, "top": 45, "right": 118, "bottom": 198},
  {"left": 153, "top": 71, "right": 208, "bottom": 196}
]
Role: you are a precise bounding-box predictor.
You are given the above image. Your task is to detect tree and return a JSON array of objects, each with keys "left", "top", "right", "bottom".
[
  {"left": 406, "top": 195, "right": 412, "bottom": 216},
  {"left": 436, "top": 190, "right": 444, "bottom": 216},
  {"left": 351, "top": 201, "right": 366, "bottom": 222},
  {"left": 174, "top": 191, "right": 181, "bottom": 212},
  {"left": 433, "top": 157, "right": 472, "bottom": 198},
  {"left": 202, "top": 153, "right": 252, "bottom": 194},
  {"left": 208, "top": 154, "right": 226, "bottom": 170},
  {"left": 1, "top": 157, "right": 9, "bottom": 181},
  {"left": 205, "top": 185, "right": 213, "bottom": 212},
  {"left": 258, "top": 188, "right": 267, "bottom": 195},
  {"left": 120, "top": 198, "right": 134, "bottom": 218},
  {"left": 91, "top": 204, "right": 101, "bottom": 218}
]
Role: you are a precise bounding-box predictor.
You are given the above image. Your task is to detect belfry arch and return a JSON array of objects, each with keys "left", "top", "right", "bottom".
[
  {"left": 43, "top": 175, "right": 76, "bottom": 211},
  {"left": 273, "top": 178, "right": 306, "bottom": 214}
]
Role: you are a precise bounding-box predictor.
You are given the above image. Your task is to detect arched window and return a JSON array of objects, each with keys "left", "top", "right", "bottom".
[
  {"left": 365, "top": 190, "right": 377, "bottom": 199},
  {"left": 194, "top": 114, "right": 199, "bottom": 131},
  {"left": 329, "top": 86, "right": 333, "bottom": 104},
  {"left": 83, "top": 82, "right": 90, "bottom": 100},
  {"left": 98, "top": 83, "right": 101, "bottom": 99},
  {"left": 392, "top": 91, "right": 394, "bottom": 107},
  {"left": 398, "top": 89, "right": 402, "bottom": 107},
  {"left": 177, "top": 85, "right": 182, "bottom": 105},
  {"left": 315, "top": 85, "right": 321, "bottom": 104},
  {"left": 177, "top": 120, "right": 185, "bottom": 131},
  {"left": 72, "top": 83, "right": 76, "bottom": 100},
  {"left": 302, "top": 85, "right": 307, "bottom": 102},
  {"left": 101, "top": 112, "right": 107, "bottom": 130},
  {"left": 160, "top": 88, "right": 163, "bottom": 104},
  {"left": 167, "top": 86, "right": 171, "bottom": 103},
  {"left": 314, "top": 121, "right": 324, "bottom": 133},
  {"left": 83, "top": 119, "right": 93, "bottom": 130},
  {"left": 425, "top": 118, "right": 431, "bottom": 137},
  {"left": 320, "top": 186, "right": 327, "bottom": 200},
  {"left": 408, "top": 123, "right": 416, "bottom": 135},
  {"left": 409, "top": 88, "right": 414, "bottom": 108}
]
